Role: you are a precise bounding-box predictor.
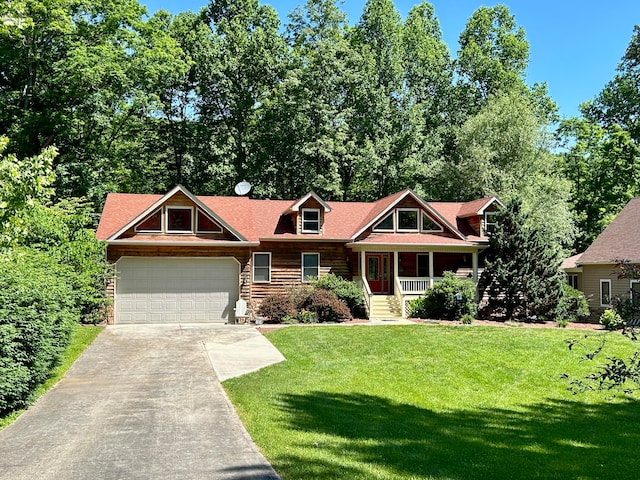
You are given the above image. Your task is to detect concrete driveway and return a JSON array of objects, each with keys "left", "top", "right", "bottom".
[{"left": 0, "top": 324, "right": 284, "bottom": 480}]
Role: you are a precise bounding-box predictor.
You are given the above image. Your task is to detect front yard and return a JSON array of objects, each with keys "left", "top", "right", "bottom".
[{"left": 224, "top": 325, "right": 640, "bottom": 480}]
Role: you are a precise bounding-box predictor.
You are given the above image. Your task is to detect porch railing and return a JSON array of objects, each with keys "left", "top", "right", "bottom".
[
  {"left": 398, "top": 276, "right": 443, "bottom": 294},
  {"left": 354, "top": 276, "right": 372, "bottom": 318}
]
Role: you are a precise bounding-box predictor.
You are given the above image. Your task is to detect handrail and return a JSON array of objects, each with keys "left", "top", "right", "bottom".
[
  {"left": 393, "top": 275, "right": 405, "bottom": 318},
  {"left": 355, "top": 276, "right": 372, "bottom": 318}
]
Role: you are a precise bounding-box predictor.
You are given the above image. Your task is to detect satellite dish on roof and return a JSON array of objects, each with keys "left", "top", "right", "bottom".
[{"left": 234, "top": 180, "right": 252, "bottom": 196}]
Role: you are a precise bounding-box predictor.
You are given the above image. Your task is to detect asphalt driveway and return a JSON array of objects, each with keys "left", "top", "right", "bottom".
[{"left": 0, "top": 324, "right": 283, "bottom": 480}]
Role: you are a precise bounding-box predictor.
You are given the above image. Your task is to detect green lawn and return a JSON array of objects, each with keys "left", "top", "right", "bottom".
[
  {"left": 224, "top": 325, "right": 640, "bottom": 480},
  {"left": 0, "top": 324, "right": 103, "bottom": 430}
]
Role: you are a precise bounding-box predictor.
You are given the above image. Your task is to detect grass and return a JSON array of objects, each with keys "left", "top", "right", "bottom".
[
  {"left": 223, "top": 325, "right": 640, "bottom": 480},
  {"left": 0, "top": 324, "right": 103, "bottom": 430}
]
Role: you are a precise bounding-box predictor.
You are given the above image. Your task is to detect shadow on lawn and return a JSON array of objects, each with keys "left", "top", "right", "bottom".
[{"left": 275, "top": 392, "right": 640, "bottom": 479}]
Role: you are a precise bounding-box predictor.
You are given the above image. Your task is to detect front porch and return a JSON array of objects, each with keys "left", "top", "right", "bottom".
[{"left": 353, "top": 248, "right": 483, "bottom": 318}]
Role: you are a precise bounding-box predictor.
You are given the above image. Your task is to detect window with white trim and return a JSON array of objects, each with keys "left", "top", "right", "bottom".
[
  {"left": 600, "top": 279, "right": 611, "bottom": 306},
  {"left": 166, "top": 206, "right": 193, "bottom": 233},
  {"left": 373, "top": 212, "right": 394, "bottom": 231},
  {"left": 484, "top": 211, "right": 497, "bottom": 235},
  {"left": 397, "top": 208, "right": 419, "bottom": 231},
  {"left": 197, "top": 210, "right": 223, "bottom": 233},
  {"left": 421, "top": 212, "right": 442, "bottom": 232},
  {"left": 253, "top": 252, "right": 271, "bottom": 283},
  {"left": 567, "top": 274, "right": 578, "bottom": 290},
  {"left": 135, "top": 209, "right": 162, "bottom": 232},
  {"left": 302, "top": 253, "right": 320, "bottom": 282},
  {"left": 301, "top": 208, "right": 320, "bottom": 233}
]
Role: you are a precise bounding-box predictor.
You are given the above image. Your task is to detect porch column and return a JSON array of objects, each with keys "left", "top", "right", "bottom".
[
  {"left": 360, "top": 251, "right": 366, "bottom": 282},
  {"left": 472, "top": 250, "right": 479, "bottom": 283},
  {"left": 393, "top": 251, "right": 399, "bottom": 283},
  {"left": 429, "top": 251, "right": 434, "bottom": 287}
]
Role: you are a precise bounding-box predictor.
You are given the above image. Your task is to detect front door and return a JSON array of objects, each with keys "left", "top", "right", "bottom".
[{"left": 366, "top": 253, "right": 389, "bottom": 293}]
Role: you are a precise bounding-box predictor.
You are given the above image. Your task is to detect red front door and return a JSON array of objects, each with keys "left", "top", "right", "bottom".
[{"left": 366, "top": 254, "right": 389, "bottom": 293}]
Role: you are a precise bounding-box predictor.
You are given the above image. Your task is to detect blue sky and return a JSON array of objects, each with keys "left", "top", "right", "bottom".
[{"left": 142, "top": 0, "right": 640, "bottom": 119}]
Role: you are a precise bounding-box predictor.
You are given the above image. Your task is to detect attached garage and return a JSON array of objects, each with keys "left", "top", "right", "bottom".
[{"left": 115, "top": 257, "right": 239, "bottom": 324}]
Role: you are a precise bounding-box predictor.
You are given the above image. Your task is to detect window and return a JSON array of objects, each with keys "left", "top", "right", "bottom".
[
  {"left": 135, "top": 209, "right": 162, "bottom": 232},
  {"left": 417, "top": 254, "right": 430, "bottom": 277},
  {"left": 301, "top": 208, "right": 320, "bottom": 233},
  {"left": 373, "top": 212, "right": 394, "bottom": 231},
  {"left": 600, "top": 279, "right": 611, "bottom": 306},
  {"left": 302, "top": 253, "right": 320, "bottom": 282},
  {"left": 631, "top": 280, "right": 640, "bottom": 306},
  {"left": 484, "top": 211, "right": 497, "bottom": 235},
  {"left": 197, "top": 210, "right": 223, "bottom": 233},
  {"left": 397, "top": 209, "right": 419, "bottom": 231},
  {"left": 421, "top": 212, "right": 442, "bottom": 232},
  {"left": 253, "top": 253, "right": 271, "bottom": 283},
  {"left": 166, "top": 207, "right": 193, "bottom": 232},
  {"left": 567, "top": 274, "right": 579, "bottom": 290}
]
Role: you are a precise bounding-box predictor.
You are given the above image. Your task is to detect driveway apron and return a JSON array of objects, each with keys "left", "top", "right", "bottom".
[{"left": 0, "top": 324, "right": 281, "bottom": 480}]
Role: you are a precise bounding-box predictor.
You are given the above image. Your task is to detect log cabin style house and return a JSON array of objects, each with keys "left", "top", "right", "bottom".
[{"left": 96, "top": 185, "right": 503, "bottom": 324}]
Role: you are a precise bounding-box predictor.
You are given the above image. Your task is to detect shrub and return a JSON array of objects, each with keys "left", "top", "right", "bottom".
[
  {"left": 600, "top": 308, "right": 624, "bottom": 330},
  {"left": 460, "top": 314, "right": 475, "bottom": 324},
  {"left": 0, "top": 248, "right": 78, "bottom": 414},
  {"left": 555, "top": 284, "right": 590, "bottom": 324},
  {"left": 297, "top": 310, "right": 319, "bottom": 324},
  {"left": 313, "top": 274, "right": 365, "bottom": 318},
  {"left": 409, "top": 272, "right": 477, "bottom": 320},
  {"left": 300, "top": 289, "right": 352, "bottom": 323},
  {"left": 258, "top": 294, "right": 295, "bottom": 323}
]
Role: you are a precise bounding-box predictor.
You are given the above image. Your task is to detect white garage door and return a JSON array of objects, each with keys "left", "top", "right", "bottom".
[{"left": 115, "top": 257, "right": 239, "bottom": 324}]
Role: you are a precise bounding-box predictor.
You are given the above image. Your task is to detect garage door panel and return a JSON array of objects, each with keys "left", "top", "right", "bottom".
[{"left": 115, "top": 257, "right": 238, "bottom": 324}]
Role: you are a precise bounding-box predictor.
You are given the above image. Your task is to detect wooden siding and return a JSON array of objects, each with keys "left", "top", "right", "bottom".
[
  {"left": 581, "top": 264, "right": 628, "bottom": 322},
  {"left": 249, "top": 241, "right": 351, "bottom": 301},
  {"left": 467, "top": 216, "right": 481, "bottom": 236}
]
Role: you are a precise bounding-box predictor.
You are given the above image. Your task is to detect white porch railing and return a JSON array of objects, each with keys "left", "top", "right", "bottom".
[
  {"left": 354, "top": 276, "right": 372, "bottom": 318},
  {"left": 398, "top": 276, "right": 444, "bottom": 294}
]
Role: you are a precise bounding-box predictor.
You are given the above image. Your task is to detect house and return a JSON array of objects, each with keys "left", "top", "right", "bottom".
[
  {"left": 96, "top": 185, "right": 502, "bottom": 324},
  {"left": 562, "top": 197, "right": 640, "bottom": 322}
]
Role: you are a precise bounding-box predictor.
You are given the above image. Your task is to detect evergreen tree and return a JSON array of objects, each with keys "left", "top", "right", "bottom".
[{"left": 479, "top": 199, "right": 565, "bottom": 321}]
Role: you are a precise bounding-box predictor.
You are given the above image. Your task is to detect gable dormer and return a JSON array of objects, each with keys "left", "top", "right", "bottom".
[
  {"left": 285, "top": 191, "right": 331, "bottom": 235},
  {"left": 109, "top": 185, "right": 247, "bottom": 242},
  {"left": 457, "top": 197, "right": 504, "bottom": 237}
]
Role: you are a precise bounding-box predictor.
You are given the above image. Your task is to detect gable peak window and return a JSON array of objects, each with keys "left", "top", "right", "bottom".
[
  {"left": 197, "top": 210, "right": 223, "bottom": 233},
  {"left": 397, "top": 208, "right": 419, "bottom": 232},
  {"left": 166, "top": 206, "right": 193, "bottom": 233},
  {"left": 421, "top": 212, "right": 442, "bottom": 232},
  {"left": 302, "top": 208, "right": 320, "bottom": 233},
  {"left": 135, "top": 209, "right": 162, "bottom": 232}
]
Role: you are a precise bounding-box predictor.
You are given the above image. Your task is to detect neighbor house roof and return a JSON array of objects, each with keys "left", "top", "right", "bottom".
[
  {"left": 96, "top": 186, "right": 493, "bottom": 247},
  {"left": 578, "top": 197, "right": 640, "bottom": 264}
]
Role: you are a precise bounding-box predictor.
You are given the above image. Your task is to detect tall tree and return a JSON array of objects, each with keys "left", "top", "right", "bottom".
[
  {"left": 479, "top": 199, "right": 565, "bottom": 321},
  {"left": 195, "top": 0, "right": 286, "bottom": 195}
]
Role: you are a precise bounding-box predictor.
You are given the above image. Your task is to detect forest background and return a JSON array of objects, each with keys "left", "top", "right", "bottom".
[{"left": 3, "top": 0, "right": 640, "bottom": 254}]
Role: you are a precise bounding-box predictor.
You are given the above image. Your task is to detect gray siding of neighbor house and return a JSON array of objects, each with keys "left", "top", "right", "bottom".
[{"left": 582, "top": 264, "right": 632, "bottom": 322}]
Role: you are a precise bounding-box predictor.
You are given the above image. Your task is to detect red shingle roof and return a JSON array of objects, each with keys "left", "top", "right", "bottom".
[
  {"left": 578, "top": 198, "right": 640, "bottom": 264},
  {"left": 96, "top": 187, "right": 490, "bottom": 247}
]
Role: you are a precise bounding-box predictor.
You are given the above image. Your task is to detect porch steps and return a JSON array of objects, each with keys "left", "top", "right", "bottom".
[{"left": 369, "top": 295, "right": 403, "bottom": 320}]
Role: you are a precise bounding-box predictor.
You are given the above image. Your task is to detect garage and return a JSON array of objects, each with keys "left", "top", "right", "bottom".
[{"left": 115, "top": 257, "right": 239, "bottom": 324}]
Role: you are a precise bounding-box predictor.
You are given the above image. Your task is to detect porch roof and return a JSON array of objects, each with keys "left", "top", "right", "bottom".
[{"left": 347, "top": 233, "right": 487, "bottom": 247}]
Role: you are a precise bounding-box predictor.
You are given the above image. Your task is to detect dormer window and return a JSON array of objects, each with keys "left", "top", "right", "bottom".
[
  {"left": 422, "top": 212, "right": 443, "bottom": 232},
  {"left": 166, "top": 207, "right": 193, "bottom": 233},
  {"left": 302, "top": 208, "right": 320, "bottom": 233},
  {"left": 374, "top": 212, "right": 394, "bottom": 231},
  {"left": 397, "top": 209, "right": 419, "bottom": 232},
  {"left": 135, "top": 209, "right": 162, "bottom": 232},
  {"left": 484, "top": 211, "right": 497, "bottom": 235}
]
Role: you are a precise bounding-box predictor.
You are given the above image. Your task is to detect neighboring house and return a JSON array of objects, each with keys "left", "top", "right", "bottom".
[
  {"left": 562, "top": 197, "right": 640, "bottom": 322},
  {"left": 96, "top": 185, "right": 502, "bottom": 324}
]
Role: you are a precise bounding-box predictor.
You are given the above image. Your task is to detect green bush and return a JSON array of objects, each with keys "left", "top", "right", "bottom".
[
  {"left": 409, "top": 272, "right": 477, "bottom": 320},
  {"left": 258, "top": 294, "right": 296, "bottom": 323},
  {"left": 0, "top": 248, "right": 79, "bottom": 414},
  {"left": 300, "top": 289, "right": 352, "bottom": 323},
  {"left": 460, "top": 314, "right": 475, "bottom": 324},
  {"left": 555, "top": 284, "right": 590, "bottom": 324},
  {"left": 600, "top": 308, "right": 624, "bottom": 330},
  {"left": 313, "top": 274, "right": 365, "bottom": 318}
]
